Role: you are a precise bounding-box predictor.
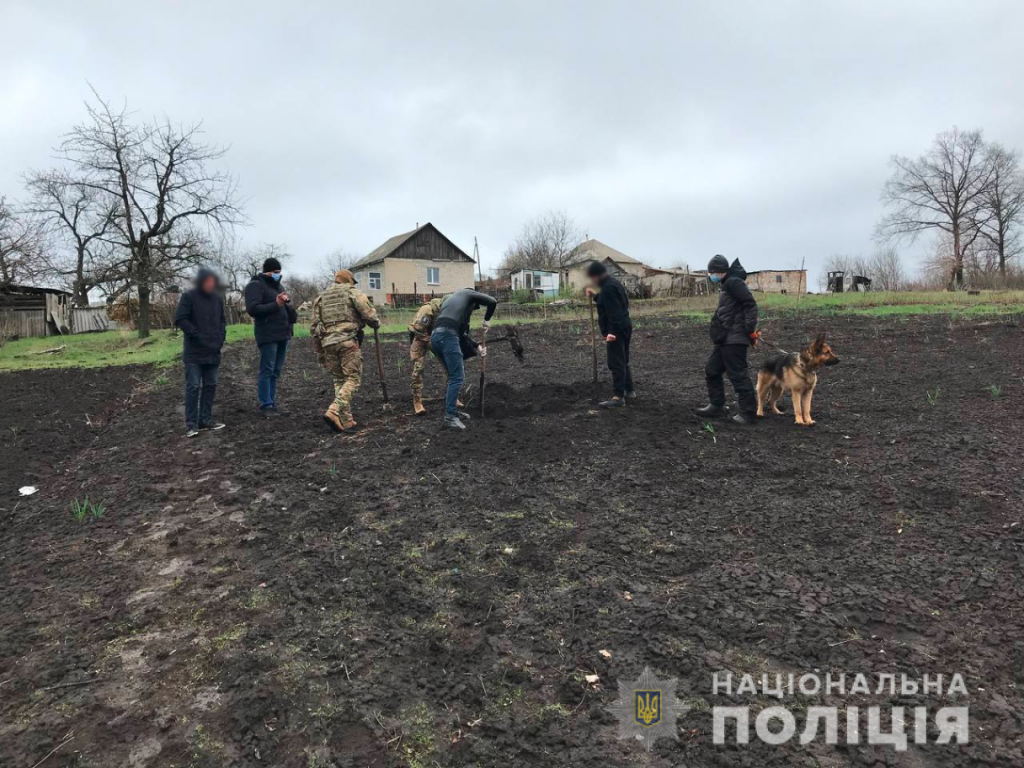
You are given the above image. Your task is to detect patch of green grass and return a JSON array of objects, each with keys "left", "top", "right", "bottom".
[
  {"left": 399, "top": 702, "right": 440, "bottom": 768},
  {"left": 987, "top": 384, "right": 1004, "bottom": 399},
  {"left": 926, "top": 388, "right": 941, "bottom": 405},
  {"left": 0, "top": 323, "right": 311, "bottom": 372},
  {"left": 70, "top": 497, "right": 104, "bottom": 523},
  {"left": 213, "top": 625, "right": 247, "bottom": 651}
]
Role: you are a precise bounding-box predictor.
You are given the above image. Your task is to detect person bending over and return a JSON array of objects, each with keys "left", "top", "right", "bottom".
[{"left": 429, "top": 288, "right": 497, "bottom": 430}]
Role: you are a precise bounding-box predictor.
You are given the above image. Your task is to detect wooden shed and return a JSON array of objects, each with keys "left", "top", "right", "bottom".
[{"left": 0, "top": 284, "right": 73, "bottom": 338}]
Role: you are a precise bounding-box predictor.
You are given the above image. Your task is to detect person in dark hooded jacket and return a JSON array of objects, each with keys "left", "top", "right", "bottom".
[
  {"left": 696, "top": 255, "right": 759, "bottom": 425},
  {"left": 244, "top": 257, "right": 298, "bottom": 415},
  {"left": 175, "top": 267, "right": 227, "bottom": 437}
]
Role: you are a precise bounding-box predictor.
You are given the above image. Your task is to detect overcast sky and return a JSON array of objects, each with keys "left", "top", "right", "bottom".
[{"left": 3, "top": 1, "right": 1022, "bottom": 287}]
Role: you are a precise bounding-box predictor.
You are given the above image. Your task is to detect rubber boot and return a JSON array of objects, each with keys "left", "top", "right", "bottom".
[{"left": 694, "top": 404, "right": 729, "bottom": 418}]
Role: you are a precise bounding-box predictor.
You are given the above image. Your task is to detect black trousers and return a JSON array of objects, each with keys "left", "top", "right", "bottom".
[
  {"left": 705, "top": 343, "right": 756, "bottom": 415},
  {"left": 606, "top": 326, "right": 634, "bottom": 396}
]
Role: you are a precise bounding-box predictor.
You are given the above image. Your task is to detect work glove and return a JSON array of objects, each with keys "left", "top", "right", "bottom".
[
  {"left": 481, "top": 320, "right": 491, "bottom": 333},
  {"left": 750, "top": 330, "right": 762, "bottom": 347},
  {"left": 479, "top": 344, "right": 488, "bottom": 357},
  {"left": 606, "top": 334, "right": 617, "bottom": 343}
]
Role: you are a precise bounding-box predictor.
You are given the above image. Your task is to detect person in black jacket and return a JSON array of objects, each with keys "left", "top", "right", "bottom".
[
  {"left": 695, "top": 254, "right": 759, "bottom": 425},
  {"left": 429, "top": 288, "right": 497, "bottom": 429},
  {"left": 585, "top": 260, "right": 634, "bottom": 408},
  {"left": 174, "top": 267, "right": 227, "bottom": 437},
  {"left": 244, "top": 257, "right": 298, "bottom": 416}
]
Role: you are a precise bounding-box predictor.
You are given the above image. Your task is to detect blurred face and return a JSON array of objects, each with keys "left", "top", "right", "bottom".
[
  {"left": 709, "top": 272, "right": 726, "bottom": 283},
  {"left": 589, "top": 273, "right": 602, "bottom": 287},
  {"left": 265, "top": 269, "right": 282, "bottom": 281},
  {"left": 200, "top": 275, "right": 217, "bottom": 293}
]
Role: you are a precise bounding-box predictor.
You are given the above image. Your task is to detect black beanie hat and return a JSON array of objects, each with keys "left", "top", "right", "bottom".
[
  {"left": 707, "top": 254, "right": 729, "bottom": 273},
  {"left": 262, "top": 257, "right": 283, "bottom": 273},
  {"left": 586, "top": 260, "right": 608, "bottom": 278}
]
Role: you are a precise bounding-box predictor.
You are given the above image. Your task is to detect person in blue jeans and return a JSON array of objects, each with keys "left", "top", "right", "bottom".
[
  {"left": 244, "top": 257, "right": 298, "bottom": 416},
  {"left": 429, "top": 288, "right": 497, "bottom": 429},
  {"left": 174, "top": 268, "right": 227, "bottom": 437}
]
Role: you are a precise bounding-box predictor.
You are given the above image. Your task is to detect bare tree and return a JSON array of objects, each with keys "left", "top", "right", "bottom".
[
  {"left": 56, "top": 90, "right": 245, "bottom": 336},
  {"left": 975, "top": 143, "right": 1024, "bottom": 280},
  {"left": 0, "top": 197, "right": 43, "bottom": 287},
  {"left": 23, "top": 170, "right": 119, "bottom": 306},
  {"left": 214, "top": 242, "right": 290, "bottom": 298},
  {"left": 877, "top": 127, "right": 993, "bottom": 290},
  {"left": 868, "top": 247, "right": 906, "bottom": 291},
  {"left": 500, "top": 209, "right": 583, "bottom": 273}
]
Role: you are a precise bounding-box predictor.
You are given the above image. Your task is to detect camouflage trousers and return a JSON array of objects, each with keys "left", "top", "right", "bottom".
[
  {"left": 410, "top": 336, "right": 431, "bottom": 399},
  {"left": 324, "top": 340, "right": 362, "bottom": 421},
  {"left": 410, "top": 336, "right": 461, "bottom": 402}
]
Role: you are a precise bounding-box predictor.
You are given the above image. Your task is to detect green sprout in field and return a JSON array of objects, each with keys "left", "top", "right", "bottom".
[
  {"left": 702, "top": 422, "right": 715, "bottom": 434},
  {"left": 154, "top": 374, "right": 169, "bottom": 386},
  {"left": 926, "top": 388, "right": 941, "bottom": 405},
  {"left": 987, "top": 384, "right": 1003, "bottom": 399},
  {"left": 70, "top": 498, "right": 105, "bottom": 523}
]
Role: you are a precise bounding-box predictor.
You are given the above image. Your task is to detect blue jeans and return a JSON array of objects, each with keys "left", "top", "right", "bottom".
[
  {"left": 185, "top": 362, "right": 219, "bottom": 429},
  {"left": 430, "top": 327, "right": 464, "bottom": 418},
  {"left": 257, "top": 340, "right": 289, "bottom": 410}
]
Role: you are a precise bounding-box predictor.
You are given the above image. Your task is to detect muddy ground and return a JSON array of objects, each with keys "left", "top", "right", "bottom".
[{"left": 1, "top": 312, "right": 1022, "bottom": 768}]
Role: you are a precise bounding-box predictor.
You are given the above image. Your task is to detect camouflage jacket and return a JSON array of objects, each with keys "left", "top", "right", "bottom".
[
  {"left": 407, "top": 298, "right": 445, "bottom": 340},
  {"left": 311, "top": 283, "right": 379, "bottom": 347}
]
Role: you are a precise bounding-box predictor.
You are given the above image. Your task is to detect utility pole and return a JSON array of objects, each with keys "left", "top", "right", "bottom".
[{"left": 474, "top": 237, "right": 483, "bottom": 285}]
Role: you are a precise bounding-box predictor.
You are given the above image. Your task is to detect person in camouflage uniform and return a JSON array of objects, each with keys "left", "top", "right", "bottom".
[
  {"left": 311, "top": 269, "right": 380, "bottom": 433},
  {"left": 407, "top": 296, "right": 444, "bottom": 415}
]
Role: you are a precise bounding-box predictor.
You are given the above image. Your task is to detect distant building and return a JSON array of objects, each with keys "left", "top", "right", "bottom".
[
  {"left": 746, "top": 270, "right": 807, "bottom": 295},
  {"left": 510, "top": 268, "right": 559, "bottom": 298},
  {"left": 560, "top": 239, "right": 649, "bottom": 291},
  {"left": 350, "top": 223, "right": 476, "bottom": 306},
  {"left": 0, "top": 284, "right": 72, "bottom": 337}
]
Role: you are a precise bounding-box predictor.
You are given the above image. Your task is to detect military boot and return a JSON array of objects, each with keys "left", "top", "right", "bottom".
[
  {"left": 323, "top": 409, "right": 345, "bottom": 433},
  {"left": 413, "top": 394, "right": 426, "bottom": 416}
]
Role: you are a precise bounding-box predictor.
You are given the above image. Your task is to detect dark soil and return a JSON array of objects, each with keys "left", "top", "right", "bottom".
[{"left": 1, "top": 312, "right": 1022, "bottom": 768}]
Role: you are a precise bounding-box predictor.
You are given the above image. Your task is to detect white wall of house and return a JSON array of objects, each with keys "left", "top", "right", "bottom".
[{"left": 355, "top": 258, "right": 476, "bottom": 304}]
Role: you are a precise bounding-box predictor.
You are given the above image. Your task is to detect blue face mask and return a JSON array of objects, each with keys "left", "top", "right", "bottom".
[
  {"left": 272, "top": 272, "right": 282, "bottom": 282},
  {"left": 709, "top": 274, "right": 722, "bottom": 284}
]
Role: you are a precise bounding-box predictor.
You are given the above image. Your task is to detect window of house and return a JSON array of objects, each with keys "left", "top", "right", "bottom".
[
  {"left": 775, "top": 274, "right": 783, "bottom": 283},
  {"left": 368, "top": 272, "right": 382, "bottom": 290},
  {"left": 525, "top": 273, "right": 533, "bottom": 289},
  {"left": 427, "top": 267, "right": 440, "bottom": 285}
]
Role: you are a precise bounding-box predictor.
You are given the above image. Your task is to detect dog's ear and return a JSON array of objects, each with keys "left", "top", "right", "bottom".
[{"left": 812, "top": 332, "right": 827, "bottom": 350}]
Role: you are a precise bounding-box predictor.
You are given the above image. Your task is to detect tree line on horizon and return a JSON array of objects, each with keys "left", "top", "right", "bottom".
[{"left": 3, "top": 99, "right": 1024, "bottom": 340}]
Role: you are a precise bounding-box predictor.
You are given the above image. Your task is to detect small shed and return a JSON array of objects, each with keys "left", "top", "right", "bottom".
[
  {"left": 510, "top": 268, "right": 559, "bottom": 298},
  {"left": 0, "top": 284, "right": 73, "bottom": 338}
]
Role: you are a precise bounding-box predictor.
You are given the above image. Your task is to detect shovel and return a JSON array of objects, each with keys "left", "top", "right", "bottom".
[
  {"left": 478, "top": 338, "right": 487, "bottom": 418},
  {"left": 588, "top": 294, "right": 598, "bottom": 385},
  {"left": 373, "top": 327, "right": 390, "bottom": 407}
]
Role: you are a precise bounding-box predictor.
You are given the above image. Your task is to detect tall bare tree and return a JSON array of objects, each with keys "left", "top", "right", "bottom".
[
  {"left": 975, "top": 143, "right": 1024, "bottom": 279},
  {"left": 868, "top": 247, "right": 906, "bottom": 291},
  {"left": 0, "top": 197, "right": 43, "bottom": 287},
  {"left": 57, "top": 91, "right": 245, "bottom": 336},
  {"left": 23, "top": 170, "right": 119, "bottom": 306},
  {"left": 500, "top": 209, "right": 583, "bottom": 273},
  {"left": 877, "top": 127, "right": 993, "bottom": 290}
]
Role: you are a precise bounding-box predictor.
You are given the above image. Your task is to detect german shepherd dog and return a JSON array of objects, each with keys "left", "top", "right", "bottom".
[{"left": 756, "top": 333, "right": 840, "bottom": 426}]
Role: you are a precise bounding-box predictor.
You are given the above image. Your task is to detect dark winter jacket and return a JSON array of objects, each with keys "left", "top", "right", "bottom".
[
  {"left": 244, "top": 273, "right": 298, "bottom": 345},
  {"left": 434, "top": 289, "right": 498, "bottom": 335},
  {"left": 709, "top": 259, "right": 759, "bottom": 346},
  {"left": 594, "top": 275, "right": 632, "bottom": 336},
  {"left": 174, "top": 268, "right": 227, "bottom": 365}
]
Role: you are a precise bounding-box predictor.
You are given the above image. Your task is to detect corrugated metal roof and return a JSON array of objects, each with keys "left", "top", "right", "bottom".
[
  {"left": 567, "top": 239, "right": 645, "bottom": 267},
  {"left": 351, "top": 225, "right": 427, "bottom": 270}
]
